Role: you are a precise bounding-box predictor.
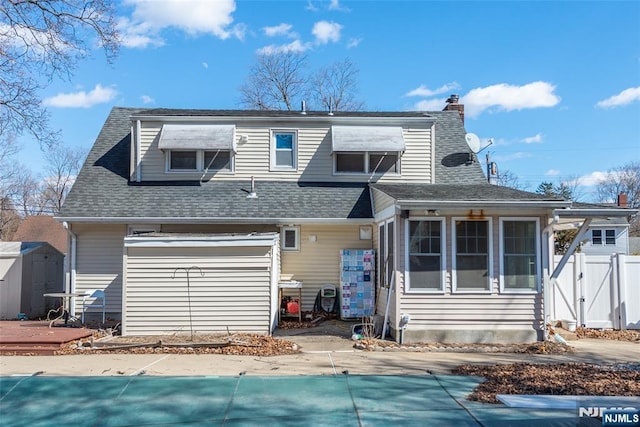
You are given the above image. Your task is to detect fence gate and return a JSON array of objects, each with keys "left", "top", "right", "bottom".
[{"left": 552, "top": 253, "right": 639, "bottom": 330}]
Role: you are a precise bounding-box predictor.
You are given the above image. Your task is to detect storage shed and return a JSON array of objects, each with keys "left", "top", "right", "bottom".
[
  {"left": 0, "top": 242, "right": 64, "bottom": 319},
  {"left": 122, "top": 233, "right": 280, "bottom": 336}
]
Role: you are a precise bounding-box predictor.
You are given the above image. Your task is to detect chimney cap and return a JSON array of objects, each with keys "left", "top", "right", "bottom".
[{"left": 446, "top": 94, "right": 459, "bottom": 104}]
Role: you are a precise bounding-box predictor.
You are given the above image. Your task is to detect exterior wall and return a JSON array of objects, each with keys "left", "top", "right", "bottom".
[
  {"left": 393, "top": 213, "right": 548, "bottom": 343},
  {"left": 0, "top": 256, "right": 22, "bottom": 319},
  {"left": 137, "top": 121, "right": 433, "bottom": 183},
  {"left": 581, "top": 226, "right": 629, "bottom": 255},
  {"left": 280, "top": 224, "right": 373, "bottom": 311},
  {"left": 371, "top": 188, "right": 395, "bottom": 214},
  {"left": 72, "top": 224, "right": 126, "bottom": 318},
  {"left": 124, "top": 246, "right": 273, "bottom": 335}
]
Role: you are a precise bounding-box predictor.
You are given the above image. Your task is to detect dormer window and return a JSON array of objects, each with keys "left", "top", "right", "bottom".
[
  {"left": 271, "top": 130, "right": 297, "bottom": 171},
  {"left": 159, "top": 124, "right": 236, "bottom": 173},
  {"left": 331, "top": 125, "right": 404, "bottom": 175}
]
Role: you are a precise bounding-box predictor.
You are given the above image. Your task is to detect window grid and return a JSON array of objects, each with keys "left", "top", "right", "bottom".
[{"left": 502, "top": 220, "right": 538, "bottom": 291}]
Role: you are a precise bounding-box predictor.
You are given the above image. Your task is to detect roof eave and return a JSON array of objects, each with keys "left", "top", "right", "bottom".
[
  {"left": 552, "top": 208, "right": 638, "bottom": 218},
  {"left": 128, "top": 114, "right": 436, "bottom": 125},
  {"left": 396, "top": 200, "right": 571, "bottom": 209},
  {"left": 55, "top": 216, "right": 373, "bottom": 224}
]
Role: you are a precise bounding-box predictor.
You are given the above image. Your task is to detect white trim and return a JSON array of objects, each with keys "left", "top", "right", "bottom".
[
  {"left": 135, "top": 120, "right": 142, "bottom": 182},
  {"left": 270, "top": 129, "right": 298, "bottom": 172},
  {"left": 451, "top": 217, "right": 493, "bottom": 294},
  {"left": 404, "top": 217, "right": 446, "bottom": 294},
  {"left": 124, "top": 233, "right": 279, "bottom": 248},
  {"left": 131, "top": 114, "right": 437, "bottom": 126},
  {"left": 498, "top": 217, "right": 541, "bottom": 294},
  {"left": 281, "top": 226, "right": 300, "bottom": 251}
]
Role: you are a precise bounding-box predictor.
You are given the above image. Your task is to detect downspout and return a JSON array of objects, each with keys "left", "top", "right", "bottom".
[
  {"left": 541, "top": 216, "right": 559, "bottom": 340},
  {"left": 62, "top": 222, "right": 77, "bottom": 315}
]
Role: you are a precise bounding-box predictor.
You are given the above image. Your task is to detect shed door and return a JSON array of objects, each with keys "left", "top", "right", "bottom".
[{"left": 125, "top": 246, "right": 273, "bottom": 336}]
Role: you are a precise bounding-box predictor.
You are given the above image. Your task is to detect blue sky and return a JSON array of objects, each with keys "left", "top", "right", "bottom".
[{"left": 20, "top": 0, "right": 640, "bottom": 201}]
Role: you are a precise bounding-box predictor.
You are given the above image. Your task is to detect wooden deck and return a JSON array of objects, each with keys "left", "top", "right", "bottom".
[{"left": 0, "top": 320, "right": 93, "bottom": 355}]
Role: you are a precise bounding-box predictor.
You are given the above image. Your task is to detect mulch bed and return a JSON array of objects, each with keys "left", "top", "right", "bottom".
[
  {"left": 451, "top": 362, "right": 640, "bottom": 404},
  {"left": 575, "top": 327, "right": 640, "bottom": 341}
]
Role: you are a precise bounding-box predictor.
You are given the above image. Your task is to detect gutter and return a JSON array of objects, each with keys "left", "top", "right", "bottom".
[
  {"left": 55, "top": 217, "right": 374, "bottom": 225},
  {"left": 62, "top": 222, "right": 77, "bottom": 316},
  {"left": 397, "top": 200, "right": 571, "bottom": 209},
  {"left": 129, "top": 114, "right": 436, "bottom": 126}
]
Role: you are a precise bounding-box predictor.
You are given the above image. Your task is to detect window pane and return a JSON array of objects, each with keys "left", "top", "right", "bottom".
[
  {"left": 276, "top": 150, "right": 293, "bottom": 167},
  {"left": 605, "top": 230, "right": 615, "bottom": 245},
  {"left": 503, "top": 220, "right": 537, "bottom": 290},
  {"left": 592, "top": 230, "right": 602, "bottom": 245},
  {"left": 204, "top": 151, "right": 231, "bottom": 170},
  {"left": 275, "top": 133, "right": 293, "bottom": 149},
  {"left": 369, "top": 153, "right": 398, "bottom": 173},
  {"left": 455, "top": 220, "right": 489, "bottom": 290},
  {"left": 336, "top": 153, "right": 365, "bottom": 173},
  {"left": 170, "top": 151, "right": 197, "bottom": 170},
  {"left": 387, "top": 222, "right": 394, "bottom": 285},
  {"left": 409, "top": 255, "right": 441, "bottom": 289}
]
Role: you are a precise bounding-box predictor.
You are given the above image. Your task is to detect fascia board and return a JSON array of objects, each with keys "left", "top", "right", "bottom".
[{"left": 129, "top": 114, "right": 435, "bottom": 126}]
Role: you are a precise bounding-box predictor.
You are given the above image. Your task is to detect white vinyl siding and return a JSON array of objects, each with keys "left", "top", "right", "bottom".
[
  {"left": 72, "top": 224, "right": 126, "bottom": 318},
  {"left": 137, "top": 122, "right": 433, "bottom": 183},
  {"left": 124, "top": 246, "right": 273, "bottom": 336},
  {"left": 280, "top": 224, "right": 373, "bottom": 311}
]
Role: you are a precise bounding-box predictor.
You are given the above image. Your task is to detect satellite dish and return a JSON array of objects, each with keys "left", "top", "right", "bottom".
[{"left": 465, "top": 133, "right": 481, "bottom": 153}]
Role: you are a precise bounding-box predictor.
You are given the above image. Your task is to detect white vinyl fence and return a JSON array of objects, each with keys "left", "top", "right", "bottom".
[{"left": 551, "top": 253, "right": 640, "bottom": 330}]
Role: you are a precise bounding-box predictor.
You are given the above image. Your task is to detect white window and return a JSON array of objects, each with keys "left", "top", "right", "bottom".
[
  {"left": 281, "top": 226, "right": 299, "bottom": 251},
  {"left": 592, "top": 229, "right": 602, "bottom": 245},
  {"left": 166, "top": 150, "right": 234, "bottom": 172},
  {"left": 605, "top": 230, "right": 616, "bottom": 245},
  {"left": 334, "top": 152, "right": 399, "bottom": 174},
  {"left": 499, "top": 218, "right": 539, "bottom": 293},
  {"left": 271, "top": 130, "right": 297, "bottom": 170},
  {"left": 452, "top": 219, "right": 492, "bottom": 292},
  {"left": 406, "top": 219, "right": 445, "bottom": 292}
]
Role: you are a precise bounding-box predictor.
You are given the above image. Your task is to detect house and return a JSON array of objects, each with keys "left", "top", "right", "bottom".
[
  {"left": 0, "top": 242, "right": 64, "bottom": 319},
  {"left": 11, "top": 215, "right": 68, "bottom": 255},
  {"left": 57, "top": 100, "right": 635, "bottom": 342}
]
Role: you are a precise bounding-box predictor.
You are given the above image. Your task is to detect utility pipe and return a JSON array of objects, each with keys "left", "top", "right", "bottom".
[{"left": 62, "top": 222, "right": 77, "bottom": 315}]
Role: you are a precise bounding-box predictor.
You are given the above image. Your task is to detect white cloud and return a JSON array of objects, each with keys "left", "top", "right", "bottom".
[
  {"left": 522, "top": 133, "right": 543, "bottom": 144},
  {"left": 43, "top": 84, "right": 117, "bottom": 108},
  {"left": 413, "top": 97, "right": 448, "bottom": 111},
  {"left": 347, "top": 37, "right": 362, "bottom": 48},
  {"left": 263, "top": 23, "right": 296, "bottom": 38},
  {"left": 406, "top": 82, "right": 460, "bottom": 97},
  {"left": 462, "top": 81, "right": 561, "bottom": 118},
  {"left": 596, "top": 87, "right": 640, "bottom": 108},
  {"left": 119, "top": 0, "right": 243, "bottom": 48},
  {"left": 141, "top": 95, "right": 155, "bottom": 104},
  {"left": 576, "top": 171, "right": 610, "bottom": 186},
  {"left": 257, "top": 40, "right": 311, "bottom": 55},
  {"left": 202, "top": 62, "right": 209, "bottom": 69},
  {"left": 305, "top": 1, "right": 319, "bottom": 12},
  {"left": 312, "top": 21, "right": 342, "bottom": 44},
  {"left": 328, "top": 0, "right": 350, "bottom": 11},
  {"left": 545, "top": 169, "right": 560, "bottom": 176}
]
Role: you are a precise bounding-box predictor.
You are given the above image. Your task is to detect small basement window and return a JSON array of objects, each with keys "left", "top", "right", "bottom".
[{"left": 282, "top": 227, "right": 299, "bottom": 251}]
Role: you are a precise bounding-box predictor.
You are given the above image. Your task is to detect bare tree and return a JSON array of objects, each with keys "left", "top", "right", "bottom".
[
  {"left": 1, "top": 0, "right": 119, "bottom": 147},
  {"left": 0, "top": 197, "right": 20, "bottom": 240},
  {"left": 595, "top": 160, "right": 640, "bottom": 235},
  {"left": 42, "top": 145, "right": 86, "bottom": 213},
  {"left": 239, "top": 52, "right": 309, "bottom": 110},
  {"left": 11, "top": 169, "right": 48, "bottom": 216},
  {"left": 497, "top": 169, "right": 527, "bottom": 191},
  {"left": 310, "top": 59, "right": 364, "bottom": 112}
]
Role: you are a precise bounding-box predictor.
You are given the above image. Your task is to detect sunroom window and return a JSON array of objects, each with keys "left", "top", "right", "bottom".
[
  {"left": 407, "top": 220, "right": 443, "bottom": 291},
  {"left": 453, "top": 219, "right": 490, "bottom": 292},
  {"left": 500, "top": 219, "right": 539, "bottom": 292}
]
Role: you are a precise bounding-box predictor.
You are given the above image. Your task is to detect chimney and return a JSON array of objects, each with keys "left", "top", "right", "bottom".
[
  {"left": 617, "top": 193, "right": 628, "bottom": 208},
  {"left": 443, "top": 94, "right": 464, "bottom": 124}
]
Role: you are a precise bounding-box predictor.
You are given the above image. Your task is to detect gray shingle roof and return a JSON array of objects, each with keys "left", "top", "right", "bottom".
[
  {"left": 60, "top": 108, "right": 372, "bottom": 220},
  {"left": 371, "top": 183, "right": 566, "bottom": 202},
  {"left": 60, "top": 107, "right": 488, "bottom": 221}
]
